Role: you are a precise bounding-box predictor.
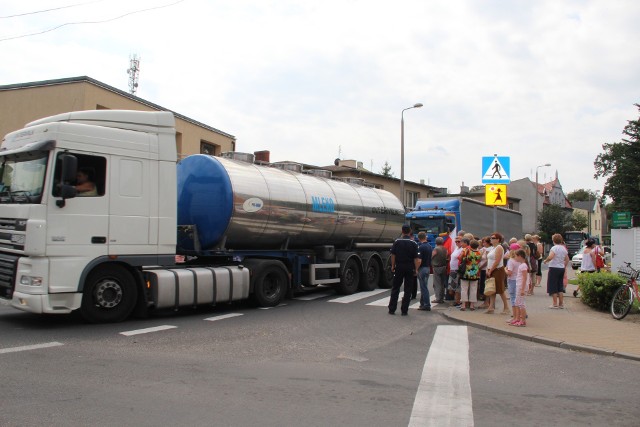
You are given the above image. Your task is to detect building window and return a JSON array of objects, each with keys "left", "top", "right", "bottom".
[
  {"left": 508, "top": 202, "right": 514, "bottom": 210},
  {"left": 406, "top": 191, "right": 419, "bottom": 208},
  {"left": 200, "top": 141, "right": 218, "bottom": 156}
]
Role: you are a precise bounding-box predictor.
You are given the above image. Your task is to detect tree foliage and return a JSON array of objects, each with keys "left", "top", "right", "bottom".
[
  {"left": 380, "top": 161, "right": 395, "bottom": 178},
  {"left": 538, "top": 204, "right": 572, "bottom": 240},
  {"left": 594, "top": 104, "right": 640, "bottom": 213},
  {"left": 571, "top": 210, "right": 588, "bottom": 231},
  {"left": 567, "top": 189, "right": 599, "bottom": 203}
]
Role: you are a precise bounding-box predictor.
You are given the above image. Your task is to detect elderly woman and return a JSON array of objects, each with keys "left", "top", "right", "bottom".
[
  {"left": 485, "top": 232, "right": 510, "bottom": 315},
  {"left": 543, "top": 233, "right": 570, "bottom": 309}
]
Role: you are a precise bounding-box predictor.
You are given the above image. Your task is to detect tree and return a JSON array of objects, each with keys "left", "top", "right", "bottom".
[
  {"left": 567, "top": 189, "right": 599, "bottom": 203},
  {"left": 380, "top": 161, "right": 395, "bottom": 178},
  {"left": 538, "top": 204, "right": 572, "bottom": 241},
  {"left": 570, "top": 210, "right": 588, "bottom": 231},
  {"left": 594, "top": 104, "right": 640, "bottom": 213}
]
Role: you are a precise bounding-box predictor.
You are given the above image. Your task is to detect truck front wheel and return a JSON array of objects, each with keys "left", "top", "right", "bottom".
[{"left": 80, "top": 265, "right": 138, "bottom": 323}]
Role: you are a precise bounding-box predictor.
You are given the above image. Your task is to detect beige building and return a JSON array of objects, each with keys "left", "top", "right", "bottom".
[{"left": 0, "top": 76, "right": 235, "bottom": 158}]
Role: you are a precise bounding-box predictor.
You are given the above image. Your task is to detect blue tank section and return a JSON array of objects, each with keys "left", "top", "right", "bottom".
[{"left": 177, "top": 155, "right": 233, "bottom": 250}]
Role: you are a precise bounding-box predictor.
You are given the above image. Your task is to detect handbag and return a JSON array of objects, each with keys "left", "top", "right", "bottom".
[
  {"left": 484, "top": 277, "right": 496, "bottom": 296},
  {"left": 595, "top": 247, "right": 605, "bottom": 269}
]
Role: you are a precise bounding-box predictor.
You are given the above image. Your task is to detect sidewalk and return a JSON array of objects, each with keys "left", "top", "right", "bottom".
[{"left": 438, "top": 268, "right": 640, "bottom": 361}]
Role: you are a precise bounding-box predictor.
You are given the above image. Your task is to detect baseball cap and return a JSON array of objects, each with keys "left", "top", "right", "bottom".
[{"left": 509, "top": 243, "right": 521, "bottom": 251}]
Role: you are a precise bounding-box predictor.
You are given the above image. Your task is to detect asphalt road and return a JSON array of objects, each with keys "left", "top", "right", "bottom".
[{"left": 1, "top": 289, "right": 639, "bottom": 426}]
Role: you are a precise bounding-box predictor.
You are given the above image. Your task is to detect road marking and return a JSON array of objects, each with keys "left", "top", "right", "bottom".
[
  {"left": 409, "top": 325, "right": 473, "bottom": 426},
  {"left": 329, "top": 289, "right": 388, "bottom": 303},
  {"left": 0, "top": 341, "right": 63, "bottom": 354},
  {"left": 366, "top": 291, "right": 422, "bottom": 307},
  {"left": 294, "top": 291, "right": 335, "bottom": 300},
  {"left": 120, "top": 325, "right": 178, "bottom": 336},
  {"left": 258, "top": 304, "right": 287, "bottom": 310},
  {"left": 204, "top": 313, "right": 244, "bottom": 321}
]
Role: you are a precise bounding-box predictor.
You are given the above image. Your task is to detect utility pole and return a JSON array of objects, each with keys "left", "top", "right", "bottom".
[{"left": 127, "top": 54, "right": 141, "bottom": 95}]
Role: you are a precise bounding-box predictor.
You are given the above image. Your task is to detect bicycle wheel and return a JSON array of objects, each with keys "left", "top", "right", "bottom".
[{"left": 611, "top": 285, "right": 633, "bottom": 320}]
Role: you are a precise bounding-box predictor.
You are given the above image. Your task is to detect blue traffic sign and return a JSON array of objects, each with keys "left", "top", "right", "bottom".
[{"left": 482, "top": 156, "right": 510, "bottom": 184}]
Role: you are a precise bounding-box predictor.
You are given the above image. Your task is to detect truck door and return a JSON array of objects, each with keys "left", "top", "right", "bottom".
[
  {"left": 108, "top": 156, "right": 151, "bottom": 254},
  {"left": 47, "top": 153, "right": 109, "bottom": 259}
]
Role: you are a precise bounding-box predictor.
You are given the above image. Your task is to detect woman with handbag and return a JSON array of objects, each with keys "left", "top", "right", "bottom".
[
  {"left": 485, "top": 232, "right": 510, "bottom": 315},
  {"left": 460, "top": 239, "right": 482, "bottom": 311}
]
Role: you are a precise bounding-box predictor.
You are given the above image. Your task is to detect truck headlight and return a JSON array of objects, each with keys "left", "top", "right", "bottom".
[{"left": 20, "top": 276, "right": 43, "bottom": 286}]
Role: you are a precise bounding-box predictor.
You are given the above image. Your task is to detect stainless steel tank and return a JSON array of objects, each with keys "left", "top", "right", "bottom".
[{"left": 177, "top": 155, "right": 405, "bottom": 251}]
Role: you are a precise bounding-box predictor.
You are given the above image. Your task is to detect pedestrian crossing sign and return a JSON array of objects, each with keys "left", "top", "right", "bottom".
[
  {"left": 482, "top": 156, "right": 510, "bottom": 184},
  {"left": 485, "top": 184, "right": 507, "bottom": 206}
]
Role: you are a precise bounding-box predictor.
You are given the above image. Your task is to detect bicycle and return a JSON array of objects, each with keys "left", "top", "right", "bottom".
[{"left": 610, "top": 262, "right": 640, "bottom": 320}]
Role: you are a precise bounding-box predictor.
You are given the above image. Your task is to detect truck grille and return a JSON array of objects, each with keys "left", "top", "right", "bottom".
[{"left": 0, "top": 253, "right": 19, "bottom": 300}]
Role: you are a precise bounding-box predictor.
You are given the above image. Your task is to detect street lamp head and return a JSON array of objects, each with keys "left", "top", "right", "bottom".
[
  {"left": 414, "top": 103, "right": 423, "bottom": 108},
  {"left": 544, "top": 163, "right": 551, "bottom": 166}
]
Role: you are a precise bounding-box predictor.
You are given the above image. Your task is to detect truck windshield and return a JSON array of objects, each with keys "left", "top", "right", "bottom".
[
  {"left": 410, "top": 218, "right": 447, "bottom": 235},
  {"left": 564, "top": 233, "right": 584, "bottom": 241},
  {"left": 0, "top": 152, "right": 48, "bottom": 204}
]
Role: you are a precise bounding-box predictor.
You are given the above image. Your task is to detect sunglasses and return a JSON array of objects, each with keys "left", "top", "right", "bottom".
[{"left": 490, "top": 237, "right": 497, "bottom": 239}]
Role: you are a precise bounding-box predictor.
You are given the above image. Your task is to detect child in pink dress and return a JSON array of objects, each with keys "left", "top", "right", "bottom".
[{"left": 509, "top": 249, "right": 529, "bottom": 327}]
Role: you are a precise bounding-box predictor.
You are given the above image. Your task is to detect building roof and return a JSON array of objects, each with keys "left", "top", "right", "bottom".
[
  {"left": 536, "top": 176, "right": 573, "bottom": 209},
  {"left": 0, "top": 76, "right": 235, "bottom": 140},
  {"left": 572, "top": 200, "right": 597, "bottom": 211}
]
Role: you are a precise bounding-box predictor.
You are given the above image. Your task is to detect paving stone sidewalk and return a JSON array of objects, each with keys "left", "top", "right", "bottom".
[{"left": 438, "top": 268, "right": 640, "bottom": 361}]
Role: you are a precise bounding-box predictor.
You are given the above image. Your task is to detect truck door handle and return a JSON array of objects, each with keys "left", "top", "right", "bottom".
[{"left": 92, "top": 237, "right": 107, "bottom": 244}]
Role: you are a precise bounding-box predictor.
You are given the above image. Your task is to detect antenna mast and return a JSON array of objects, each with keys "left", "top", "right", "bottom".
[{"left": 127, "top": 54, "right": 141, "bottom": 95}]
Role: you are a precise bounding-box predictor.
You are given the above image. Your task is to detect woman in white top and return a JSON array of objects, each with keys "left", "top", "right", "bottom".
[{"left": 543, "top": 233, "right": 570, "bottom": 309}]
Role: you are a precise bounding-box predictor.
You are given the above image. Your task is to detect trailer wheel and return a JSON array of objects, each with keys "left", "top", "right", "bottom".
[
  {"left": 379, "top": 257, "right": 393, "bottom": 289},
  {"left": 80, "top": 265, "right": 137, "bottom": 323},
  {"left": 360, "top": 259, "right": 380, "bottom": 291},
  {"left": 251, "top": 262, "right": 288, "bottom": 307},
  {"left": 337, "top": 258, "right": 360, "bottom": 295}
]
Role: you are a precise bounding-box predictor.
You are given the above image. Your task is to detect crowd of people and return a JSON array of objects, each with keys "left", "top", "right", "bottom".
[{"left": 388, "top": 223, "right": 602, "bottom": 327}]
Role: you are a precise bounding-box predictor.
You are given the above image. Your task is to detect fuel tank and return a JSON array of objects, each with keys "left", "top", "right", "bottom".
[{"left": 176, "top": 155, "right": 405, "bottom": 251}]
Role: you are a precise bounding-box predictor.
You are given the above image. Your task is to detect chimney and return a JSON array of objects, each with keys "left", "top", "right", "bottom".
[{"left": 254, "top": 150, "right": 270, "bottom": 163}]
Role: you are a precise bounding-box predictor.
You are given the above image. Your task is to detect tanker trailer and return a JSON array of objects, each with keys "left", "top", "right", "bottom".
[{"left": 175, "top": 154, "right": 406, "bottom": 304}]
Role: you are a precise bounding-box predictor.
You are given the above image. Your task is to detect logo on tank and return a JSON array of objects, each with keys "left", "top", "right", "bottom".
[
  {"left": 311, "top": 196, "right": 335, "bottom": 213},
  {"left": 242, "top": 197, "right": 264, "bottom": 212}
]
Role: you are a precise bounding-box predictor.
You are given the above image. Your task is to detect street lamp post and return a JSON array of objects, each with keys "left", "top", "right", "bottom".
[
  {"left": 400, "top": 103, "right": 423, "bottom": 207},
  {"left": 535, "top": 163, "right": 551, "bottom": 232}
]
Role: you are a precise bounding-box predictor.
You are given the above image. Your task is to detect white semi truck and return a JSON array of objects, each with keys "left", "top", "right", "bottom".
[{"left": 0, "top": 110, "right": 405, "bottom": 322}]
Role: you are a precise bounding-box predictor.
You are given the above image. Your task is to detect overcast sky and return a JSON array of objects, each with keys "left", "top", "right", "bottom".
[{"left": 1, "top": 0, "right": 638, "bottom": 196}]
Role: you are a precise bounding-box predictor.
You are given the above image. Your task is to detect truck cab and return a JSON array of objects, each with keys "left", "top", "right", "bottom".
[{"left": 0, "top": 110, "right": 177, "bottom": 321}]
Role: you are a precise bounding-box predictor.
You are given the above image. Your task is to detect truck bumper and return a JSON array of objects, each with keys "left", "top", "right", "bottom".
[{"left": 8, "top": 292, "right": 82, "bottom": 314}]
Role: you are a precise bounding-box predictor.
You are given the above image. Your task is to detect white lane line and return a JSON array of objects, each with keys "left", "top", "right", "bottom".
[
  {"left": 204, "top": 313, "right": 244, "bottom": 321},
  {"left": 0, "top": 341, "right": 63, "bottom": 354},
  {"left": 120, "top": 325, "right": 177, "bottom": 336},
  {"left": 329, "top": 289, "right": 388, "bottom": 303},
  {"left": 258, "top": 304, "right": 287, "bottom": 310},
  {"left": 366, "top": 292, "right": 422, "bottom": 308},
  {"left": 294, "top": 291, "right": 335, "bottom": 301},
  {"left": 409, "top": 325, "right": 473, "bottom": 427}
]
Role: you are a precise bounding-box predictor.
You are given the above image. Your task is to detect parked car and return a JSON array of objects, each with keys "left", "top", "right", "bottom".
[{"left": 571, "top": 245, "right": 611, "bottom": 270}]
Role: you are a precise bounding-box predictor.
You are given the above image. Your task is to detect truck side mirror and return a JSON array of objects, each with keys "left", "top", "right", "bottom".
[
  {"left": 55, "top": 154, "right": 78, "bottom": 208},
  {"left": 60, "top": 154, "right": 78, "bottom": 182}
]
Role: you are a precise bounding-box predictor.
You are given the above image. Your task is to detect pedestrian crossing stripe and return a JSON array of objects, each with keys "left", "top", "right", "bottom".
[{"left": 482, "top": 156, "right": 510, "bottom": 184}]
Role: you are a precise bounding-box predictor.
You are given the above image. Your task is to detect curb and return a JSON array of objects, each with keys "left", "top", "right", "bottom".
[{"left": 440, "top": 311, "right": 640, "bottom": 362}]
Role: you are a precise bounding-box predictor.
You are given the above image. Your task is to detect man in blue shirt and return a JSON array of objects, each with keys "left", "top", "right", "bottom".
[{"left": 416, "top": 232, "right": 433, "bottom": 311}]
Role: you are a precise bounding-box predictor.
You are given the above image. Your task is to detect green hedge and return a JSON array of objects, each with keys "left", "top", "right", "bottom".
[{"left": 576, "top": 272, "right": 626, "bottom": 311}]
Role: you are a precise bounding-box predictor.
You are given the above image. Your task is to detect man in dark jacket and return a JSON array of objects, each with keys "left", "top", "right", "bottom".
[{"left": 388, "top": 224, "right": 421, "bottom": 316}]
